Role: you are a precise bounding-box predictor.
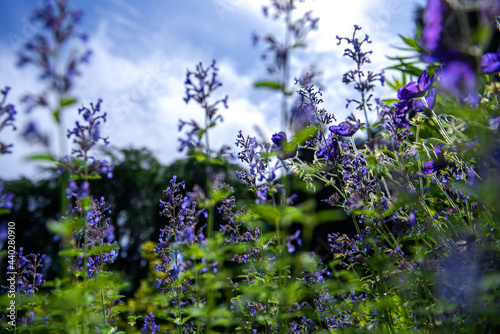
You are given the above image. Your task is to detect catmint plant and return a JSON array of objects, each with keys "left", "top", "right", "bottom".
[
  {"left": 337, "top": 25, "right": 385, "bottom": 140},
  {"left": 179, "top": 60, "right": 228, "bottom": 158},
  {"left": 253, "top": 0, "right": 319, "bottom": 131},
  {"left": 17, "top": 0, "right": 91, "bottom": 157},
  {"left": 0, "top": 87, "right": 17, "bottom": 155},
  {"left": 1, "top": 248, "right": 47, "bottom": 331}
]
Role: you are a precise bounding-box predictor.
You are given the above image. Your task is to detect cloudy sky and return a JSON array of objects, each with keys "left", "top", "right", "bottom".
[{"left": 0, "top": 0, "right": 426, "bottom": 179}]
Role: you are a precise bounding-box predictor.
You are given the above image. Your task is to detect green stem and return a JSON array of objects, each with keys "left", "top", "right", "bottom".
[{"left": 101, "top": 287, "right": 107, "bottom": 325}]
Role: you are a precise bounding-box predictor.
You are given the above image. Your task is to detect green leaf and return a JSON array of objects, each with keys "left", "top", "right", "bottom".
[
  {"left": 211, "top": 188, "right": 231, "bottom": 203},
  {"left": 53, "top": 109, "right": 60, "bottom": 123},
  {"left": 28, "top": 154, "right": 57, "bottom": 162},
  {"left": 254, "top": 81, "right": 284, "bottom": 90},
  {"left": 88, "top": 243, "right": 120, "bottom": 256},
  {"left": 81, "top": 196, "right": 92, "bottom": 210},
  {"left": 58, "top": 248, "right": 82, "bottom": 257},
  {"left": 398, "top": 34, "right": 417, "bottom": 49},
  {"left": 47, "top": 218, "right": 81, "bottom": 238},
  {"left": 60, "top": 97, "right": 77, "bottom": 107},
  {"left": 190, "top": 150, "right": 208, "bottom": 162},
  {"left": 69, "top": 174, "right": 101, "bottom": 181}
]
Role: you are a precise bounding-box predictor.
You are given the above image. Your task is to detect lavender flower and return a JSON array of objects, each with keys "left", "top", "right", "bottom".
[
  {"left": 397, "top": 70, "right": 435, "bottom": 100},
  {"left": 67, "top": 99, "right": 109, "bottom": 159},
  {"left": 1, "top": 248, "right": 46, "bottom": 296},
  {"left": 141, "top": 312, "right": 160, "bottom": 334},
  {"left": 180, "top": 60, "right": 228, "bottom": 154},
  {"left": 422, "top": 0, "right": 444, "bottom": 52},
  {"left": 393, "top": 99, "right": 415, "bottom": 130},
  {"left": 0, "top": 87, "right": 17, "bottom": 154},
  {"left": 329, "top": 117, "right": 364, "bottom": 137},
  {"left": 65, "top": 192, "right": 119, "bottom": 279},
  {"left": 337, "top": 25, "right": 384, "bottom": 139},
  {"left": 295, "top": 75, "right": 334, "bottom": 128},
  {"left": 286, "top": 229, "right": 302, "bottom": 253},
  {"left": 235, "top": 130, "right": 276, "bottom": 188},
  {"left": 17, "top": 0, "right": 91, "bottom": 98},
  {"left": 254, "top": 1, "right": 319, "bottom": 75},
  {"left": 481, "top": 47, "right": 500, "bottom": 74},
  {"left": 0, "top": 185, "right": 15, "bottom": 211}
]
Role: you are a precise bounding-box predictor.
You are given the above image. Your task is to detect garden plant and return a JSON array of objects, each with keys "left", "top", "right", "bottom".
[{"left": 2, "top": 0, "right": 500, "bottom": 333}]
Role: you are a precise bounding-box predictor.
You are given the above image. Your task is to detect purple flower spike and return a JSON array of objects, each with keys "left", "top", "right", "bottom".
[
  {"left": 141, "top": 312, "right": 160, "bottom": 334},
  {"left": 438, "top": 60, "right": 477, "bottom": 105},
  {"left": 422, "top": 0, "right": 443, "bottom": 52},
  {"left": 481, "top": 49, "right": 500, "bottom": 74},
  {"left": 397, "top": 70, "right": 435, "bottom": 100}
]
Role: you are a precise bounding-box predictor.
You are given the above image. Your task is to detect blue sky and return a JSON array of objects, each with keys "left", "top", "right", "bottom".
[{"left": 0, "top": 0, "right": 426, "bottom": 179}]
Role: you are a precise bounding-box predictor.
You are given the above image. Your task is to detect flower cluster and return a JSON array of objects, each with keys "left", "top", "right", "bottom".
[
  {"left": 0, "top": 87, "right": 17, "bottom": 154},
  {"left": 337, "top": 25, "right": 384, "bottom": 138},
  {"left": 65, "top": 99, "right": 113, "bottom": 179},
  {"left": 179, "top": 60, "right": 228, "bottom": 154},
  {"left": 67, "top": 99, "right": 109, "bottom": 158},
  {"left": 1, "top": 248, "right": 46, "bottom": 295},
  {"left": 141, "top": 312, "right": 160, "bottom": 334},
  {"left": 253, "top": 0, "right": 319, "bottom": 74},
  {"left": 17, "top": 0, "right": 91, "bottom": 100}
]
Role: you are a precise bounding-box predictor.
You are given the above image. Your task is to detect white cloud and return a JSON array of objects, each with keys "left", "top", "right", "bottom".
[{"left": 0, "top": 0, "right": 428, "bottom": 180}]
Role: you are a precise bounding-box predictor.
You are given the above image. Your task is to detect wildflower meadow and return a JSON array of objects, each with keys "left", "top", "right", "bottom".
[{"left": 2, "top": 0, "right": 500, "bottom": 333}]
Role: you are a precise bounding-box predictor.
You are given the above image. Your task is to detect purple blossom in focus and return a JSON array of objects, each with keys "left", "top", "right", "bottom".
[
  {"left": 393, "top": 99, "right": 415, "bottom": 130},
  {"left": 329, "top": 116, "right": 364, "bottom": 137},
  {"left": 397, "top": 70, "right": 435, "bottom": 100},
  {"left": 179, "top": 60, "right": 228, "bottom": 154},
  {"left": 481, "top": 47, "right": 500, "bottom": 74},
  {"left": 67, "top": 99, "right": 109, "bottom": 159},
  {"left": 1, "top": 247, "right": 46, "bottom": 296}
]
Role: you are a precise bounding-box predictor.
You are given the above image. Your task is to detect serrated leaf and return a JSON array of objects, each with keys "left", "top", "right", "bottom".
[
  {"left": 88, "top": 244, "right": 120, "bottom": 256},
  {"left": 254, "top": 81, "right": 284, "bottom": 90}
]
